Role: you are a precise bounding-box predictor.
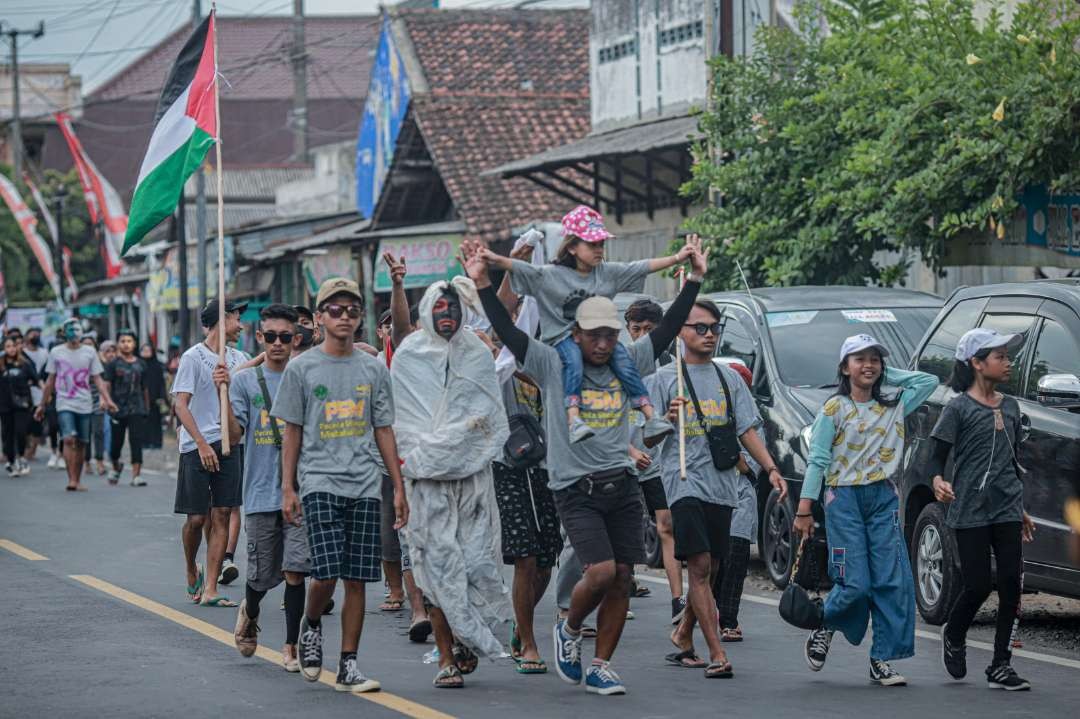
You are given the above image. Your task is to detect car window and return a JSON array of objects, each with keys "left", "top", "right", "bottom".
[
  {"left": 717, "top": 308, "right": 757, "bottom": 370},
  {"left": 1024, "top": 318, "right": 1080, "bottom": 400},
  {"left": 916, "top": 298, "right": 987, "bottom": 381},
  {"left": 978, "top": 313, "right": 1036, "bottom": 396}
]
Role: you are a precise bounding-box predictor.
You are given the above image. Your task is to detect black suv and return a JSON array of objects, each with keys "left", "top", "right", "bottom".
[
  {"left": 902, "top": 281, "right": 1080, "bottom": 623},
  {"left": 665, "top": 287, "right": 943, "bottom": 585}
]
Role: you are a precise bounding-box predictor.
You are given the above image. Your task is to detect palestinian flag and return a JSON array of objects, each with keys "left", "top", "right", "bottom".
[{"left": 123, "top": 12, "right": 217, "bottom": 254}]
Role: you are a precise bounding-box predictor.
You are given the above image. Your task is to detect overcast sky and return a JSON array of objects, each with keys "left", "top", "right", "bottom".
[{"left": 5, "top": 0, "right": 585, "bottom": 93}]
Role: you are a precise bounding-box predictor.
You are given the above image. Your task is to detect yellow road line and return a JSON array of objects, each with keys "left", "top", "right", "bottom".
[
  {"left": 0, "top": 539, "right": 49, "bottom": 561},
  {"left": 69, "top": 575, "right": 455, "bottom": 719}
]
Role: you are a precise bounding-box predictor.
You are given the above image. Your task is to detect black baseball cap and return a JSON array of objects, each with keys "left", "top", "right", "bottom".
[
  {"left": 200, "top": 298, "right": 248, "bottom": 328},
  {"left": 293, "top": 305, "right": 314, "bottom": 322}
]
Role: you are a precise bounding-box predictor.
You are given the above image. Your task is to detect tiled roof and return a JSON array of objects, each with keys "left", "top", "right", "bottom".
[
  {"left": 398, "top": 9, "right": 591, "bottom": 243},
  {"left": 91, "top": 15, "right": 378, "bottom": 103}
]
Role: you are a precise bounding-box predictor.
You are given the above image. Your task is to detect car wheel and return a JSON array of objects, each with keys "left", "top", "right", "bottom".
[
  {"left": 642, "top": 508, "right": 661, "bottom": 569},
  {"left": 762, "top": 488, "right": 795, "bottom": 588},
  {"left": 911, "top": 502, "right": 960, "bottom": 625}
]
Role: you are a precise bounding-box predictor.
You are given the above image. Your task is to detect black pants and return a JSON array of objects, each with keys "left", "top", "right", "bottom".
[
  {"left": 946, "top": 522, "right": 1023, "bottom": 665},
  {"left": 716, "top": 536, "right": 752, "bottom": 629},
  {"left": 1, "top": 409, "right": 31, "bottom": 464},
  {"left": 109, "top": 416, "right": 143, "bottom": 465}
]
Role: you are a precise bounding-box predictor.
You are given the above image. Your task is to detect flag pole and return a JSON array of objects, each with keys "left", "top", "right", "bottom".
[
  {"left": 675, "top": 267, "right": 687, "bottom": 481},
  {"left": 211, "top": 4, "right": 230, "bottom": 456}
]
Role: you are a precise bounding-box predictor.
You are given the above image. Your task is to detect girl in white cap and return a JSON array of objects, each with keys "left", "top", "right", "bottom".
[
  {"left": 929, "top": 328, "right": 1035, "bottom": 691},
  {"left": 792, "top": 334, "right": 937, "bottom": 686}
]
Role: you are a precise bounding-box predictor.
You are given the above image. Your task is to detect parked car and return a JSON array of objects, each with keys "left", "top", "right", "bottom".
[
  {"left": 645, "top": 287, "right": 943, "bottom": 579},
  {"left": 902, "top": 280, "right": 1080, "bottom": 623}
]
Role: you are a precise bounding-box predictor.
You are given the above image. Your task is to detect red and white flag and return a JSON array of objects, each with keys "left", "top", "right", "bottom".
[
  {"left": 23, "top": 175, "right": 78, "bottom": 302},
  {"left": 55, "top": 112, "right": 128, "bottom": 278},
  {"left": 0, "top": 173, "right": 61, "bottom": 300},
  {"left": 62, "top": 247, "right": 79, "bottom": 302}
]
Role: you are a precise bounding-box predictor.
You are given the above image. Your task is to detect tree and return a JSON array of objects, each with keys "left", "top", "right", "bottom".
[{"left": 685, "top": 0, "right": 1080, "bottom": 289}]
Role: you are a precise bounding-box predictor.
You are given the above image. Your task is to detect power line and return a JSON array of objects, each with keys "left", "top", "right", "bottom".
[{"left": 70, "top": 0, "right": 125, "bottom": 68}]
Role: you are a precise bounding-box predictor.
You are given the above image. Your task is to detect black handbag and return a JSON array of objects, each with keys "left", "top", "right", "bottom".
[
  {"left": 503, "top": 413, "right": 546, "bottom": 470},
  {"left": 682, "top": 360, "right": 741, "bottom": 471},
  {"left": 778, "top": 539, "right": 825, "bottom": 630}
]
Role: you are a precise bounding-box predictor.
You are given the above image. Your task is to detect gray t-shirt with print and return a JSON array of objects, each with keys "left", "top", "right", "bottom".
[
  {"left": 931, "top": 392, "right": 1024, "bottom": 530},
  {"left": 524, "top": 335, "right": 656, "bottom": 491},
  {"left": 45, "top": 344, "right": 104, "bottom": 415},
  {"left": 509, "top": 259, "right": 650, "bottom": 344},
  {"left": 271, "top": 346, "right": 394, "bottom": 501},
  {"left": 654, "top": 361, "right": 761, "bottom": 508},
  {"left": 230, "top": 366, "right": 285, "bottom": 515},
  {"left": 629, "top": 372, "right": 663, "bottom": 483}
]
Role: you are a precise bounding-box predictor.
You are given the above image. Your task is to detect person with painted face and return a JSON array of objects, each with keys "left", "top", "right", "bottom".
[
  {"left": 35, "top": 319, "right": 118, "bottom": 491},
  {"left": 793, "top": 335, "right": 937, "bottom": 686},
  {"left": 391, "top": 277, "right": 512, "bottom": 689},
  {"left": 103, "top": 329, "right": 150, "bottom": 486},
  {"left": 0, "top": 335, "right": 39, "bottom": 476}
]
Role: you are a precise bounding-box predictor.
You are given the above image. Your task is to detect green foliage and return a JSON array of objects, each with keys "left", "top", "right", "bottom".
[
  {"left": 0, "top": 165, "right": 103, "bottom": 303},
  {"left": 685, "top": 0, "right": 1080, "bottom": 289}
]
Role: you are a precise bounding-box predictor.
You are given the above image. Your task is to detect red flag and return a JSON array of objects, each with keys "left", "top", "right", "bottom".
[
  {"left": 55, "top": 112, "right": 128, "bottom": 278},
  {"left": 0, "top": 173, "right": 61, "bottom": 300}
]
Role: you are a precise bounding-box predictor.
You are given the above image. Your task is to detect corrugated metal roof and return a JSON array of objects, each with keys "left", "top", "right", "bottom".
[{"left": 184, "top": 166, "right": 314, "bottom": 201}]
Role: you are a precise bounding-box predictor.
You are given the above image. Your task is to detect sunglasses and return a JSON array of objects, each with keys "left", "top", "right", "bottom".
[
  {"left": 684, "top": 322, "right": 722, "bottom": 336},
  {"left": 321, "top": 303, "right": 362, "bottom": 319},
  {"left": 261, "top": 331, "right": 294, "bottom": 345}
]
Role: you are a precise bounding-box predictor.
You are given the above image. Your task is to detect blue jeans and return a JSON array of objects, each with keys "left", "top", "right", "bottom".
[
  {"left": 822, "top": 480, "right": 916, "bottom": 662},
  {"left": 555, "top": 336, "right": 651, "bottom": 410},
  {"left": 57, "top": 411, "right": 92, "bottom": 444}
]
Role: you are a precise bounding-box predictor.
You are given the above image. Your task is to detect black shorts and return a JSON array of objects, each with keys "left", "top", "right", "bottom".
[
  {"left": 639, "top": 477, "right": 668, "bottom": 513},
  {"left": 670, "top": 497, "right": 733, "bottom": 561},
  {"left": 553, "top": 472, "right": 644, "bottom": 567},
  {"left": 173, "top": 441, "right": 243, "bottom": 515},
  {"left": 493, "top": 463, "right": 563, "bottom": 569}
]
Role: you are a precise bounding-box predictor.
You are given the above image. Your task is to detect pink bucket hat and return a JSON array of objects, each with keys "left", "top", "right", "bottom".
[{"left": 561, "top": 205, "right": 613, "bottom": 243}]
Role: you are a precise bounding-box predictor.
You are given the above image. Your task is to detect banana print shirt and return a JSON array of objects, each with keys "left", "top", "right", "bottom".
[{"left": 801, "top": 367, "right": 937, "bottom": 501}]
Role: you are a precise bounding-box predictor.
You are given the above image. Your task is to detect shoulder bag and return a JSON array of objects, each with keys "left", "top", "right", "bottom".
[{"left": 682, "top": 360, "right": 741, "bottom": 471}]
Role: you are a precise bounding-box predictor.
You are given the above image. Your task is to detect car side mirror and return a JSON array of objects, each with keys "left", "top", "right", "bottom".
[{"left": 1036, "top": 374, "right": 1080, "bottom": 409}]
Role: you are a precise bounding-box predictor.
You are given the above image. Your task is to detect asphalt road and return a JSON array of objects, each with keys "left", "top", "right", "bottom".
[{"left": 2, "top": 459, "right": 1079, "bottom": 719}]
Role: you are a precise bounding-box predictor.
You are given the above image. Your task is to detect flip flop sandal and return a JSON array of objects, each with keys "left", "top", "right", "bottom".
[
  {"left": 632, "top": 583, "right": 652, "bottom": 598},
  {"left": 721, "top": 627, "right": 744, "bottom": 642},
  {"left": 665, "top": 649, "right": 706, "bottom": 668},
  {"left": 434, "top": 664, "right": 464, "bottom": 688},
  {"left": 515, "top": 659, "right": 548, "bottom": 675},
  {"left": 452, "top": 642, "right": 479, "bottom": 675},
  {"left": 186, "top": 564, "right": 205, "bottom": 604},
  {"left": 201, "top": 596, "right": 239, "bottom": 608},
  {"left": 705, "top": 661, "right": 734, "bottom": 679},
  {"left": 510, "top": 622, "right": 523, "bottom": 662},
  {"left": 408, "top": 619, "right": 432, "bottom": 643},
  {"left": 379, "top": 599, "right": 405, "bottom": 612}
]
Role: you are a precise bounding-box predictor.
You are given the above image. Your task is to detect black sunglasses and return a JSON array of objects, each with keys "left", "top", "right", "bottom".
[
  {"left": 321, "top": 303, "right": 363, "bottom": 319},
  {"left": 684, "top": 322, "right": 722, "bottom": 336},
  {"left": 261, "top": 330, "right": 294, "bottom": 345}
]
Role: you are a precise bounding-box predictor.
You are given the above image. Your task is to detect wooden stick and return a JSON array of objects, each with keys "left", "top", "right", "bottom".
[
  {"left": 675, "top": 267, "right": 687, "bottom": 481},
  {"left": 211, "top": 5, "right": 230, "bottom": 456}
]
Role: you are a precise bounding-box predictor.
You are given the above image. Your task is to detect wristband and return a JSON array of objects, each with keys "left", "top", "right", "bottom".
[
  {"left": 766, "top": 467, "right": 780, "bottom": 475},
  {"left": 795, "top": 513, "right": 813, "bottom": 518}
]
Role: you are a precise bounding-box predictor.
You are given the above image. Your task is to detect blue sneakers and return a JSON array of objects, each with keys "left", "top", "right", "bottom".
[
  {"left": 553, "top": 620, "right": 583, "bottom": 684},
  {"left": 585, "top": 662, "right": 626, "bottom": 695}
]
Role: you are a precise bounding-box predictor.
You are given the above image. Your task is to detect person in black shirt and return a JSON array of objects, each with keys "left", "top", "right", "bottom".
[
  {"left": 104, "top": 329, "right": 151, "bottom": 486},
  {"left": 0, "top": 336, "right": 38, "bottom": 476},
  {"left": 140, "top": 343, "right": 168, "bottom": 450}
]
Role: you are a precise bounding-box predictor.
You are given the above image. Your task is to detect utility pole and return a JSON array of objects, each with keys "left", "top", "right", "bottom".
[
  {"left": 291, "top": 0, "right": 308, "bottom": 163},
  {"left": 3, "top": 21, "right": 45, "bottom": 181},
  {"left": 193, "top": 0, "right": 208, "bottom": 307},
  {"left": 52, "top": 183, "right": 66, "bottom": 303}
]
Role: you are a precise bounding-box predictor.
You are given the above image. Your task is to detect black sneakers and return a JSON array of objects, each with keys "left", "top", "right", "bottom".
[
  {"left": 941, "top": 623, "right": 967, "bottom": 680},
  {"left": 986, "top": 662, "right": 1031, "bottom": 691},
  {"left": 869, "top": 658, "right": 907, "bottom": 686},
  {"left": 335, "top": 656, "right": 381, "bottom": 693},
  {"left": 298, "top": 617, "right": 323, "bottom": 682},
  {"left": 804, "top": 629, "right": 833, "bottom": 671}
]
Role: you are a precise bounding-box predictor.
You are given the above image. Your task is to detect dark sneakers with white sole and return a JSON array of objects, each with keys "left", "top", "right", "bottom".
[
  {"left": 986, "top": 662, "right": 1031, "bottom": 691},
  {"left": 869, "top": 658, "right": 907, "bottom": 686},
  {"left": 941, "top": 623, "right": 967, "bottom": 680},
  {"left": 804, "top": 629, "right": 833, "bottom": 671}
]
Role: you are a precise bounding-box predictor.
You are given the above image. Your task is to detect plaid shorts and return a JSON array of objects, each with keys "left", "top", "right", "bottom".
[{"left": 301, "top": 492, "right": 382, "bottom": 582}]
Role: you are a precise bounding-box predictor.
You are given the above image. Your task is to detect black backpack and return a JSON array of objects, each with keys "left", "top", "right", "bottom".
[{"left": 503, "top": 413, "right": 546, "bottom": 470}]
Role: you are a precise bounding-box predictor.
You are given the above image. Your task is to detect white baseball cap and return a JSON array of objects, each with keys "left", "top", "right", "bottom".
[
  {"left": 575, "top": 296, "right": 623, "bottom": 331},
  {"left": 839, "top": 334, "right": 890, "bottom": 363},
  {"left": 954, "top": 328, "right": 1023, "bottom": 362}
]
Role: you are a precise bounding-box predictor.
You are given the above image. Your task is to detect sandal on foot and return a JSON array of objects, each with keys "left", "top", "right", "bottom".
[
  {"left": 186, "top": 564, "right": 205, "bottom": 603},
  {"left": 452, "top": 641, "right": 479, "bottom": 675},
  {"left": 434, "top": 664, "right": 464, "bottom": 688},
  {"left": 200, "top": 595, "right": 238, "bottom": 607},
  {"left": 408, "top": 619, "right": 432, "bottom": 643},
  {"left": 379, "top": 599, "right": 405, "bottom": 612},
  {"left": 516, "top": 659, "right": 547, "bottom": 675},
  {"left": 721, "top": 627, "right": 743, "bottom": 642},
  {"left": 705, "top": 661, "right": 734, "bottom": 678},
  {"left": 665, "top": 649, "right": 706, "bottom": 668},
  {"left": 632, "top": 582, "right": 651, "bottom": 598},
  {"left": 580, "top": 624, "right": 597, "bottom": 638},
  {"left": 509, "top": 622, "right": 524, "bottom": 662}
]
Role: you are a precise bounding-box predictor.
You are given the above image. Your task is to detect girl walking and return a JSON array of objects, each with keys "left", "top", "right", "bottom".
[
  {"left": 0, "top": 336, "right": 39, "bottom": 476},
  {"left": 793, "top": 334, "right": 937, "bottom": 686},
  {"left": 931, "top": 328, "right": 1035, "bottom": 691}
]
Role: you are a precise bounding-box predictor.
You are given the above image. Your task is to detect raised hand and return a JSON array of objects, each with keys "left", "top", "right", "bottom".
[
  {"left": 686, "top": 234, "right": 709, "bottom": 278},
  {"left": 460, "top": 239, "right": 491, "bottom": 287},
  {"left": 383, "top": 251, "right": 407, "bottom": 286}
]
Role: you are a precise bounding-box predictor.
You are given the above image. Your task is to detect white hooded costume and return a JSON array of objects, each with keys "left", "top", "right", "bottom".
[{"left": 391, "top": 277, "right": 512, "bottom": 657}]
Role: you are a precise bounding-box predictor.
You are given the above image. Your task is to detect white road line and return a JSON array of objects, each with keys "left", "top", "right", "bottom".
[{"left": 634, "top": 572, "right": 1080, "bottom": 670}]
